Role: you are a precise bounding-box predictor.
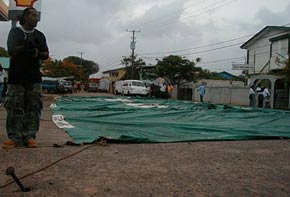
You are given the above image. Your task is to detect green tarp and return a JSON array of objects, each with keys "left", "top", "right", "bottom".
[{"left": 52, "top": 96, "right": 290, "bottom": 143}]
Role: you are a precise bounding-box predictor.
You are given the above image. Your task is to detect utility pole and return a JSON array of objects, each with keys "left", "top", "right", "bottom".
[
  {"left": 127, "top": 29, "right": 141, "bottom": 79},
  {"left": 77, "top": 51, "right": 85, "bottom": 66}
]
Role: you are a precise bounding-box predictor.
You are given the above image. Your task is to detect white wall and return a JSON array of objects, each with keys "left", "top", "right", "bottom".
[
  {"left": 192, "top": 86, "right": 249, "bottom": 106},
  {"left": 196, "top": 79, "right": 244, "bottom": 87}
]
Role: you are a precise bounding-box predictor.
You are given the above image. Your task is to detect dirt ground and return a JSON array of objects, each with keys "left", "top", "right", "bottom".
[{"left": 0, "top": 93, "right": 290, "bottom": 197}]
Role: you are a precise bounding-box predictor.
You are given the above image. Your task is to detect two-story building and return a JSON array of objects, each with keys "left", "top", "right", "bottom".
[
  {"left": 240, "top": 26, "right": 290, "bottom": 109},
  {"left": 241, "top": 26, "right": 290, "bottom": 74}
]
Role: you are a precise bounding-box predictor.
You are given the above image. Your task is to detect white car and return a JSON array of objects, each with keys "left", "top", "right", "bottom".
[{"left": 122, "top": 80, "right": 148, "bottom": 96}]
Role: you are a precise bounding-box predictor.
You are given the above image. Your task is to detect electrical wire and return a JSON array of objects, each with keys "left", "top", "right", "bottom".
[
  {"left": 0, "top": 143, "right": 101, "bottom": 190},
  {"left": 142, "top": 0, "right": 238, "bottom": 34},
  {"left": 139, "top": 25, "right": 290, "bottom": 56},
  {"left": 99, "top": 23, "right": 290, "bottom": 71},
  {"left": 133, "top": 0, "right": 207, "bottom": 29}
]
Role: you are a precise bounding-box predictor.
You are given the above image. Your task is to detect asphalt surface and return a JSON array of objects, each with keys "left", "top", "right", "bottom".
[{"left": 0, "top": 93, "right": 290, "bottom": 197}]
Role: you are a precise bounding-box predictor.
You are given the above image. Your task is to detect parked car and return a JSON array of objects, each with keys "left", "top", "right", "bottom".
[
  {"left": 122, "top": 80, "right": 148, "bottom": 96},
  {"left": 86, "top": 82, "right": 99, "bottom": 92},
  {"left": 42, "top": 79, "right": 60, "bottom": 94},
  {"left": 59, "top": 80, "right": 73, "bottom": 94}
]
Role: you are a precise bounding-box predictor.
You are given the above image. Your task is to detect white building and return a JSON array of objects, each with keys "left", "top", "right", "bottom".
[
  {"left": 241, "top": 26, "right": 290, "bottom": 109},
  {"left": 240, "top": 26, "right": 290, "bottom": 74}
]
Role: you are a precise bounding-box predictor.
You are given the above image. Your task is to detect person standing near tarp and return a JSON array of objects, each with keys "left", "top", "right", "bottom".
[
  {"left": 263, "top": 87, "right": 271, "bottom": 108},
  {"left": 249, "top": 85, "right": 256, "bottom": 107},
  {"left": 0, "top": 64, "right": 5, "bottom": 106},
  {"left": 197, "top": 84, "right": 206, "bottom": 102},
  {"left": 160, "top": 83, "right": 167, "bottom": 99},
  {"left": 2, "top": 7, "right": 49, "bottom": 149},
  {"left": 167, "top": 83, "right": 174, "bottom": 98},
  {"left": 256, "top": 86, "right": 264, "bottom": 108}
]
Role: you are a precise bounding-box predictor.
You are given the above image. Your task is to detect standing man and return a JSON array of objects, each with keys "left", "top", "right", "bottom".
[
  {"left": 263, "top": 86, "right": 271, "bottom": 108},
  {"left": 197, "top": 84, "right": 206, "bottom": 102},
  {"left": 2, "top": 7, "right": 49, "bottom": 149},
  {"left": 248, "top": 85, "right": 256, "bottom": 107}
]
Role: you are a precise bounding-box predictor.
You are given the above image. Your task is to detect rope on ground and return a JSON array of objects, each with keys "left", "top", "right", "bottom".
[{"left": 0, "top": 141, "right": 107, "bottom": 189}]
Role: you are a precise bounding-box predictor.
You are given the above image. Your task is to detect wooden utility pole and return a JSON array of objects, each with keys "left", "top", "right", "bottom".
[
  {"left": 77, "top": 51, "right": 85, "bottom": 66},
  {"left": 127, "top": 29, "right": 140, "bottom": 79}
]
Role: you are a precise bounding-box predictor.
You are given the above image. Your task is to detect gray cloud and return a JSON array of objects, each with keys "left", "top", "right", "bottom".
[
  {"left": 0, "top": 0, "right": 289, "bottom": 74},
  {"left": 255, "top": 3, "right": 290, "bottom": 26}
]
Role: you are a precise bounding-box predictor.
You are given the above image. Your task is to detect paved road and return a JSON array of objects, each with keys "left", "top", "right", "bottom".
[{"left": 0, "top": 93, "right": 290, "bottom": 196}]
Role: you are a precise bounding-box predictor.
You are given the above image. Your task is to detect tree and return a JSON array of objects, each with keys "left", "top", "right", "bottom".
[
  {"left": 0, "top": 47, "right": 9, "bottom": 57},
  {"left": 121, "top": 55, "right": 146, "bottom": 80},
  {"left": 64, "top": 56, "right": 99, "bottom": 78},
  {"left": 42, "top": 59, "right": 85, "bottom": 81},
  {"left": 155, "top": 55, "right": 199, "bottom": 85}
]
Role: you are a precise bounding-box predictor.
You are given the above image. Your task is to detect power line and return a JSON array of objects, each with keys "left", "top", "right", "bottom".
[
  {"left": 201, "top": 48, "right": 288, "bottom": 66},
  {"left": 142, "top": 0, "right": 238, "bottom": 34},
  {"left": 139, "top": 27, "right": 290, "bottom": 58},
  {"left": 134, "top": 0, "right": 207, "bottom": 29},
  {"left": 143, "top": 42, "right": 244, "bottom": 59},
  {"left": 101, "top": 44, "right": 287, "bottom": 71},
  {"left": 95, "top": 1, "right": 208, "bottom": 52},
  {"left": 99, "top": 23, "right": 290, "bottom": 71},
  {"left": 101, "top": 46, "right": 288, "bottom": 72},
  {"left": 180, "top": 0, "right": 238, "bottom": 22},
  {"left": 140, "top": 34, "right": 254, "bottom": 55}
]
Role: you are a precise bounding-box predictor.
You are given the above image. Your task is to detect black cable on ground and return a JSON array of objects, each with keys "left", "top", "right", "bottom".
[{"left": 0, "top": 143, "right": 100, "bottom": 189}]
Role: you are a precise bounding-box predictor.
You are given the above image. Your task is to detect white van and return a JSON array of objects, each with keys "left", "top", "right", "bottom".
[
  {"left": 114, "top": 80, "right": 123, "bottom": 95},
  {"left": 122, "top": 80, "right": 148, "bottom": 96}
]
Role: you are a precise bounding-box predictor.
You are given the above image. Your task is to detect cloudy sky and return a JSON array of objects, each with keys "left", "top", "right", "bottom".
[{"left": 0, "top": 0, "right": 289, "bottom": 75}]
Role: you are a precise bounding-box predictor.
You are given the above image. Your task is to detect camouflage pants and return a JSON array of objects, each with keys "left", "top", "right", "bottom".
[{"left": 4, "top": 83, "right": 43, "bottom": 144}]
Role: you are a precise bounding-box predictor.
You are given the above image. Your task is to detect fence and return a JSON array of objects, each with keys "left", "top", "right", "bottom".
[{"left": 178, "top": 85, "right": 249, "bottom": 106}]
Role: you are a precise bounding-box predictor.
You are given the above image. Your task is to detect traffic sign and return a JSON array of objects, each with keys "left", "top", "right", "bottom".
[{"left": 232, "top": 64, "right": 254, "bottom": 70}]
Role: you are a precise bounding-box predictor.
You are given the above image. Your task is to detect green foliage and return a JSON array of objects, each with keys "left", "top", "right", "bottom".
[
  {"left": 121, "top": 55, "right": 146, "bottom": 80},
  {"left": 0, "top": 47, "right": 9, "bottom": 57},
  {"left": 64, "top": 56, "right": 99, "bottom": 78},
  {"left": 42, "top": 59, "right": 85, "bottom": 81},
  {"left": 155, "top": 55, "right": 198, "bottom": 85}
]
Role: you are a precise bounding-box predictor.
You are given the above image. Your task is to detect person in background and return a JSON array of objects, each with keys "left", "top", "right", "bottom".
[
  {"left": 150, "top": 84, "right": 157, "bottom": 98},
  {"left": 249, "top": 85, "right": 256, "bottom": 107},
  {"left": 2, "top": 7, "right": 49, "bottom": 149},
  {"left": 160, "top": 83, "right": 167, "bottom": 99},
  {"left": 256, "top": 86, "right": 264, "bottom": 108},
  {"left": 263, "top": 86, "right": 271, "bottom": 108},
  {"left": 197, "top": 84, "right": 206, "bottom": 102},
  {"left": 0, "top": 64, "right": 5, "bottom": 106},
  {"left": 167, "top": 83, "right": 174, "bottom": 98}
]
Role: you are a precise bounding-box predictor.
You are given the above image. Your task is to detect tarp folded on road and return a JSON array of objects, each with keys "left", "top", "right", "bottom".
[{"left": 52, "top": 96, "right": 290, "bottom": 143}]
